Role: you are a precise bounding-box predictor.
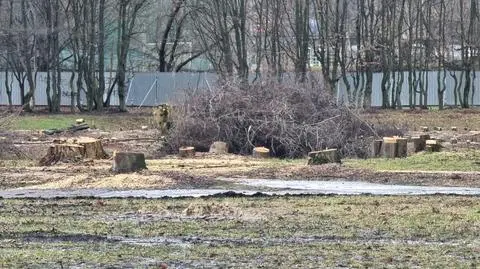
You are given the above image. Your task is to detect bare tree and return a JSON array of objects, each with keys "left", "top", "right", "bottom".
[{"left": 116, "top": 0, "right": 148, "bottom": 112}]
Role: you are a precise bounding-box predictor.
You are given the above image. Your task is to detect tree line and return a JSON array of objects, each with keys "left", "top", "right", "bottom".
[{"left": 1, "top": 0, "right": 479, "bottom": 112}]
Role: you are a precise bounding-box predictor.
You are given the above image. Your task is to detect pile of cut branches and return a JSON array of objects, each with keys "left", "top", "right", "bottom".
[{"left": 166, "top": 78, "right": 399, "bottom": 158}]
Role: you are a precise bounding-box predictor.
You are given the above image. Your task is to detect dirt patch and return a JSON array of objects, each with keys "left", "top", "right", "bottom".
[
  {"left": 0, "top": 160, "right": 220, "bottom": 190},
  {"left": 232, "top": 163, "right": 480, "bottom": 187},
  {"left": 183, "top": 202, "right": 241, "bottom": 219},
  {"left": 1, "top": 155, "right": 480, "bottom": 190}
]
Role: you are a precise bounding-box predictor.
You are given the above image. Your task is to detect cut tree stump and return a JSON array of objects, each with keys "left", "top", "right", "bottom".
[
  {"left": 383, "top": 137, "right": 398, "bottom": 158},
  {"left": 179, "top": 146, "right": 196, "bottom": 158},
  {"left": 112, "top": 152, "right": 147, "bottom": 173},
  {"left": 252, "top": 147, "right": 270, "bottom": 158},
  {"left": 426, "top": 140, "right": 442, "bottom": 152},
  {"left": 209, "top": 141, "right": 228, "bottom": 154},
  {"left": 39, "top": 137, "right": 107, "bottom": 166},
  {"left": 308, "top": 149, "right": 341, "bottom": 165},
  {"left": 371, "top": 140, "right": 383, "bottom": 158},
  {"left": 396, "top": 138, "right": 408, "bottom": 158},
  {"left": 77, "top": 137, "right": 106, "bottom": 159},
  {"left": 410, "top": 136, "right": 425, "bottom": 152}
]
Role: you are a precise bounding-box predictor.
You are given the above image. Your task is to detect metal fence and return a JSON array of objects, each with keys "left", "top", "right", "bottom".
[
  {"left": 2, "top": 71, "right": 480, "bottom": 107},
  {"left": 336, "top": 71, "right": 480, "bottom": 107}
]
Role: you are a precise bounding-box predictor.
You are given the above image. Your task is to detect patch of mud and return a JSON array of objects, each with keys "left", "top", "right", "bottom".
[
  {"left": 10, "top": 232, "right": 477, "bottom": 249},
  {"left": 183, "top": 202, "right": 242, "bottom": 219},
  {"left": 7, "top": 232, "right": 115, "bottom": 244}
]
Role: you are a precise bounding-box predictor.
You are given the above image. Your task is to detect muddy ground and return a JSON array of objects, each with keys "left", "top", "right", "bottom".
[{"left": 1, "top": 196, "right": 478, "bottom": 268}]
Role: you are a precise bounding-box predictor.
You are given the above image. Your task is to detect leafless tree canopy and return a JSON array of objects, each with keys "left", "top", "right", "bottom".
[{"left": 1, "top": 0, "right": 480, "bottom": 111}]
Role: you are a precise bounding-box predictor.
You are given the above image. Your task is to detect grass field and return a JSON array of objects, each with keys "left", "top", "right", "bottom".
[
  {"left": 0, "top": 196, "right": 479, "bottom": 268},
  {"left": 362, "top": 108, "right": 480, "bottom": 131},
  {"left": 7, "top": 113, "right": 151, "bottom": 131},
  {"left": 346, "top": 150, "right": 480, "bottom": 172},
  {"left": 5, "top": 108, "right": 480, "bottom": 132}
]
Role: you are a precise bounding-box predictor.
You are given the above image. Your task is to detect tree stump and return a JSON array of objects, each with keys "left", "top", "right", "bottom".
[
  {"left": 382, "top": 137, "right": 397, "bottom": 158},
  {"left": 39, "top": 137, "right": 107, "bottom": 166},
  {"left": 77, "top": 137, "right": 107, "bottom": 159},
  {"left": 410, "top": 137, "right": 425, "bottom": 152},
  {"left": 209, "top": 141, "right": 228, "bottom": 154},
  {"left": 426, "top": 140, "right": 442, "bottom": 152},
  {"left": 112, "top": 152, "right": 147, "bottom": 173},
  {"left": 307, "top": 149, "right": 341, "bottom": 165},
  {"left": 371, "top": 140, "right": 383, "bottom": 158},
  {"left": 252, "top": 147, "right": 270, "bottom": 158},
  {"left": 179, "top": 146, "right": 196, "bottom": 158},
  {"left": 396, "top": 138, "right": 408, "bottom": 158}
]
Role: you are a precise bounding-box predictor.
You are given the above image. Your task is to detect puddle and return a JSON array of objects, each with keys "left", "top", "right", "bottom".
[
  {"left": 235, "top": 179, "right": 480, "bottom": 196},
  {"left": 1, "top": 180, "right": 480, "bottom": 198}
]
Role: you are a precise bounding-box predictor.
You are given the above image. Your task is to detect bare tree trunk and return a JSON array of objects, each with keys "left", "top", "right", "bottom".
[
  {"left": 116, "top": 0, "right": 147, "bottom": 112},
  {"left": 97, "top": 0, "right": 106, "bottom": 111}
]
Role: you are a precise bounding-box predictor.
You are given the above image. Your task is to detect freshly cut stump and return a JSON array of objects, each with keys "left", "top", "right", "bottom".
[
  {"left": 396, "top": 138, "right": 408, "bottom": 158},
  {"left": 179, "top": 146, "right": 196, "bottom": 158},
  {"left": 112, "top": 152, "right": 147, "bottom": 173},
  {"left": 410, "top": 137, "right": 425, "bottom": 152},
  {"left": 426, "top": 140, "right": 442, "bottom": 152},
  {"left": 77, "top": 137, "right": 107, "bottom": 159},
  {"left": 308, "top": 149, "right": 341, "bottom": 165},
  {"left": 39, "top": 144, "right": 84, "bottom": 166},
  {"left": 39, "top": 137, "right": 107, "bottom": 166},
  {"left": 371, "top": 140, "right": 383, "bottom": 158},
  {"left": 209, "top": 141, "right": 228, "bottom": 154},
  {"left": 383, "top": 137, "right": 398, "bottom": 158},
  {"left": 252, "top": 147, "right": 270, "bottom": 158}
]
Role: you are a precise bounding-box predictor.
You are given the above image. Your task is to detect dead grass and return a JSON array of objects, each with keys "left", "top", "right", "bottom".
[
  {"left": 362, "top": 108, "right": 480, "bottom": 131},
  {"left": 0, "top": 196, "right": 478, "bottom": 268},
  {"left": 8, "top": 113, "right": 151, "bottom": 132},
  {"left": 346, "top": 150, "right": 480, "bottom": 172}
]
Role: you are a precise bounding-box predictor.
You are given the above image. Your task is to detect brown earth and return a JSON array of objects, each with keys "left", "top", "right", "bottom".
[
  {"left": 1, "top": 152, "right": 480, "bottom": 190},
  {"left": 2, "top": 109, "right": 480, "bottom": 190}
]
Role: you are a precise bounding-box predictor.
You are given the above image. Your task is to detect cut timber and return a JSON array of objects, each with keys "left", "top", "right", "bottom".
[
  {"left": 371, "top": 140, "right": 383, "bottom": 158},
  {"left": 209, "top": 141, "right": 228, "bottom": 154},
  {"left": 426, "top": 140, "right": 442, "bottom": 152},
  {"left": 112, "top": 152, "right": 147, "bottom": 173},
  {"left": 67, "top": 123, "right": 89, "bottom": 133},
  {"left": 308, "top": 149, "right": 341, "bottom": 165},
  {"left": 179, "top": 146, "right": 196, "bottom": 158},
  {"left": 396, "top": 138, "right": 408, "bottom": 158},
  {"left": 76, "top": 118, "right": 85, "bottom": 124},
  {"left": 39, "top": 137, "right": 107, "bottom": 166},
  {"left": 252, "top": 147, "right": 270, "bottom": 158},
  {"left": 383, "top": 137, "right": 397, "bottom": 158}
]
